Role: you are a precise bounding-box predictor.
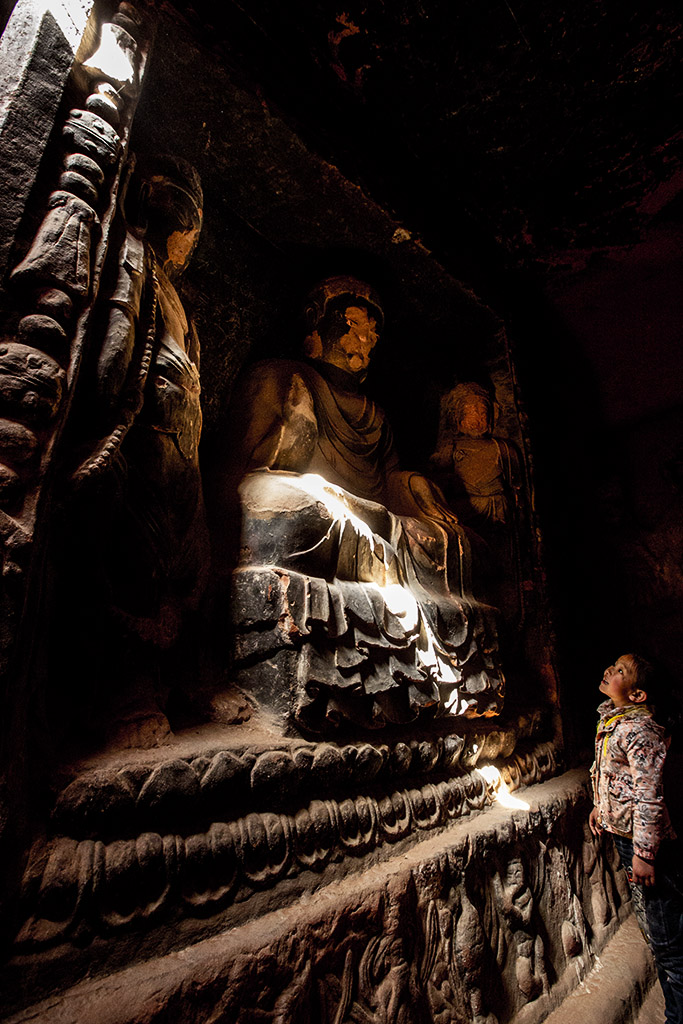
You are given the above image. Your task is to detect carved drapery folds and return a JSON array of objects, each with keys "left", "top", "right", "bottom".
[{"left": 225, "top": 277, "right": 505, "bottom": 735}]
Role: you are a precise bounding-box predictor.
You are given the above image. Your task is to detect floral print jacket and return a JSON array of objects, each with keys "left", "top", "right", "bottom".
[{"left": 591, "top": 699, "right": 676, "bottom": 861}]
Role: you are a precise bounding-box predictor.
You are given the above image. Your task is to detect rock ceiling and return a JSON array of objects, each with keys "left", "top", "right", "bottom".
[
  {"left": 162, "top": 1, "right": 683, "bottom": 425},
  {"left": 166, "top": 1, "right": 683, "bottom": 278}
]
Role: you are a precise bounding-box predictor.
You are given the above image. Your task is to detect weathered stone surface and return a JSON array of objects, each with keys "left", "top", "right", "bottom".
[
  {"left": 0, "top": 0, "right": 154, "bottom": 961},
  {"left": 11, "top": 716, "right": 557, "bottom": 979},
  {"left": 543, "top": 915, "right": 658, "bottom": 1024},
  {"left": 0, "top": 0, "right": 95, "bottom": 278},
  {"left": 1, "top": 771, "right": 632, "bottom": 1024}
]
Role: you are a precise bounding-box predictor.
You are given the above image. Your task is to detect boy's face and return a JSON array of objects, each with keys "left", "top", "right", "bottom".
[{"left": 599, "top": 654, "right": 641, "bottom": 706}]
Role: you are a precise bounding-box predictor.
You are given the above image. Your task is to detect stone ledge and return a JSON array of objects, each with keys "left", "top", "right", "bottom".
[
  {"left": 2, "top": 769, "right": 632, "bottom": 1024},
  {"left": 12, "top": 721, "right": 559, "bottom": 966},
  {"left": 542, "top": 914, "right": 658, "bottom": 1024},
  {"left": 636, "top": 979, "right": 666, "bottom": 1023}
]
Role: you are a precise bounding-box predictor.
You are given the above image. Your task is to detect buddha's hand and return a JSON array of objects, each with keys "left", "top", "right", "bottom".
[{"left": 389, "top": 471, "right": 460, "bottom": 528}]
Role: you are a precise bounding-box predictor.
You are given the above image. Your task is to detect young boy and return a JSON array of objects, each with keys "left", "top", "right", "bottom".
[{"left": 590, "top": 653, "right": 683, "bottom": 1023}]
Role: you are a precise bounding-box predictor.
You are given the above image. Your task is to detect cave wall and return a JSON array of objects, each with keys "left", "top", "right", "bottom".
[
  {"left": 130, "top": 14, "right": 509, "bottom": 457},
  {"left": 0, "top": 2, "right": 661, "bottom": 1022},
  {"left": 530, "top": 228, "right": 683, "bottom": 755}
]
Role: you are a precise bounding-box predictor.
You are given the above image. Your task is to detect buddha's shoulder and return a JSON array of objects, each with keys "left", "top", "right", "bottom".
[{"left": 242, "top": 358, "right": 313, "bottom": 390}]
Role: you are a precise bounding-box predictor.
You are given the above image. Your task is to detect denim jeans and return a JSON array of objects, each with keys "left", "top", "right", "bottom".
[{"left": 612, "top": 834, "right": 683, "bottom": 1024}]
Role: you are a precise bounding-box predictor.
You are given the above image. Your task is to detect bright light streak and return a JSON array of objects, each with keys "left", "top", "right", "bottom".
[
  {"left": 478, "top": 764, "right": 530, "bottom": 810},
  {"left": 297, "top": 474, "right": 381, "bottom": 550},
  {"left": 45, "top": 1, "right": 93, "bottom": 50},
  {"left": 249, "top": 471, "right": 485, "bottom": 701},
  {"left": 1, "top": 2, "right": 94, "bottom": 128},
  {"left": 82, "top": 21, "right": 138, "bottom": 87},
  {"left": 368, "top": 582, "right": 419, "bottom": 628}
]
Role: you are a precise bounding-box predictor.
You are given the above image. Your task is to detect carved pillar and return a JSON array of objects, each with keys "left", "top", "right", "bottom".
[{"left": 0, "top": 0, "right": 154, "bottom": 941}]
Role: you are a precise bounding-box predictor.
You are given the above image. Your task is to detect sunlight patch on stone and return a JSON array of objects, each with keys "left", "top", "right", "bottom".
[{"left": 478, "top": 764, "right": 530, "bottom": 810}]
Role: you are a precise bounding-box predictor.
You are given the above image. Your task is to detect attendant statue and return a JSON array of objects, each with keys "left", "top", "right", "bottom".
[
  {"left": 429, "top": 383, "right": 527, "bottom": 628},
  {"left": 63, "top": 155, "right": 208, "bottom": 747},
  {"left": 217, "top": 276, "right": 503, "bottom": 733}
]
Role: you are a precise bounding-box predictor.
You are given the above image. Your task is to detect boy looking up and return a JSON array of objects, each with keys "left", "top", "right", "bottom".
[{"left": 590, "top": 653, "right": 683, "bottom": 1023}]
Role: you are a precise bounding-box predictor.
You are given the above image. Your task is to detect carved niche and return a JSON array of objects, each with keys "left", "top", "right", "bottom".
[{"left": 221, "top": 276, "right": 506, "bottom": 736}]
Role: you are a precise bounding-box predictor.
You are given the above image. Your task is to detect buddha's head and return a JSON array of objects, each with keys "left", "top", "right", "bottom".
[
  {"left": 135, "top": 155, "right": 203, "bottom": 279},
  {"left": 304, "top": 276, "right": 383, "bottom": 379}
]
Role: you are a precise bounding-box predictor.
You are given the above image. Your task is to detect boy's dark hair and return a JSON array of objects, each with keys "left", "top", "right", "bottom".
[
  {"left": 629, "top": 652, "right": 656, "bottom": 692},
  {"left": 629, "top": 652, "right": 683, "bottom": 740}
]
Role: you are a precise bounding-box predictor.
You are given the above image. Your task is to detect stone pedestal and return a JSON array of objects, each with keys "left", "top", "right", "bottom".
[{"left": 0, "top": 740, "right": 646, "bottom": 1024}]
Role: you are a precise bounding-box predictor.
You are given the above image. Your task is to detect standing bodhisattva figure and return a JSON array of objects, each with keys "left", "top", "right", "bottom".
[{"left": 65, "top": 156, "right": 208, "bottom": 746}]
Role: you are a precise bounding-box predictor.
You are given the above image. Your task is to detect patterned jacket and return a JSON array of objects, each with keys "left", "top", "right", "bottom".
[{"left": 591, "top": 699, "right": 676, "bottom": 861}]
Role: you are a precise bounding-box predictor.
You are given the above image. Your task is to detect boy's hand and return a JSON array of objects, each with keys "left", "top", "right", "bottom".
[
  {"left": 589, "top": 807, "right": 602, "bottom": 837},
  {"left": 632, "top": 855, "right": 656, "bottom": 887}
]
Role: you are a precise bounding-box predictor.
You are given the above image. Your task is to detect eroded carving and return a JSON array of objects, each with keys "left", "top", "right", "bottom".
[
  {"left": 0, "top": 2, "right": 149, "bottom": 675},
  {"left": 16, "top": 726, "right": 558, "bottom": 952},
  {"left": 49, "top": 149, "right": 209, "bottom": 748},
  {"left": 492, "top": 855, "right": 549, "bottom": 1002},
  {"left": 429, "top": 382, "right": 528, "bottom": 626},
  {"left": 48, "top": 710, "right": 541, "bottom": 833},
  {"left": 129, "top": 780, "right": 623, "bottom": 1024},
  {"left": 0, "top": 0, "right": 153, "bottom": 952}
]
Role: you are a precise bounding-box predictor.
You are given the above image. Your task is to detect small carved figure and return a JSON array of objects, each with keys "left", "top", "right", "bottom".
[
  {"left": 492, "top": 855, "right": 549, "bottom": 1003},
  {"left": 429, "top": 384, "right": 520, "bottom": 527},
  {"left": 217, "top": 276, "right": 504, "bottom": 732},
  {"left": 430, "top": 383, "right": 526, "bottom": 626},
  {"left": 453, "top": 889, "right": 498, "bottom": 1023}
]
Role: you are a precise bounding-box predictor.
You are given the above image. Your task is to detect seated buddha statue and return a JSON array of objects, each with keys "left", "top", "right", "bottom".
[{"left": 217, "top": 276, "right": 504, "bottom": 733}]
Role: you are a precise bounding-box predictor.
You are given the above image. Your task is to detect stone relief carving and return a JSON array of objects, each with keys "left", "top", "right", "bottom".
[
  {"left": 492, "top": 854, "right": 549, "bottom": 1002},
  {"left": 18, "top": 778, "right": 625, "bottom": 1024},
  {"left": 0, "top": 0, "right": 152, "bottom": 945},
  {"left": 0, "top": 3, "right": 148, "bottom": 672},
  {"left": 221, "top": 276, "right": 504, "bottom": 735},
  {"left": 0, "top": 9, "right": 207, "bottom": 758},
  {"left": 15, "top": 715, "right": 557, "bottom": 954}
]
